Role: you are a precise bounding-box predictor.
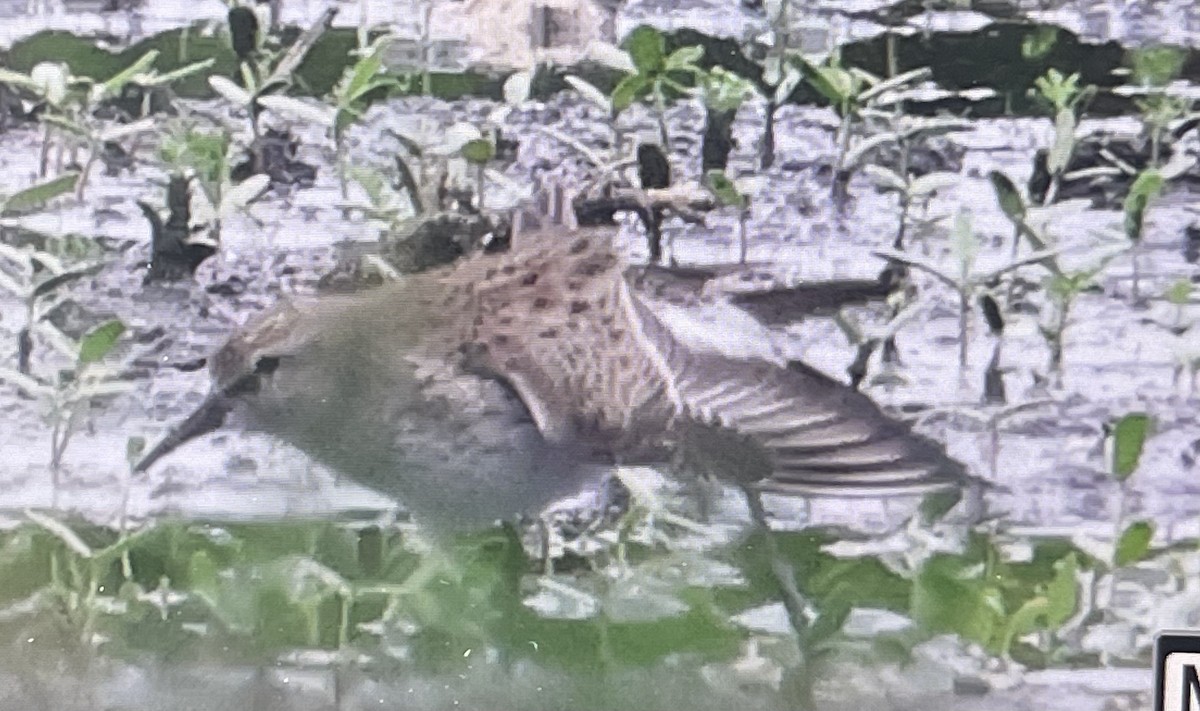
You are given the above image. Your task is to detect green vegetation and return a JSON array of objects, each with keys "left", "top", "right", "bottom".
[{"left": 0, "top": 10, "right": 1195, "bottom": 709}]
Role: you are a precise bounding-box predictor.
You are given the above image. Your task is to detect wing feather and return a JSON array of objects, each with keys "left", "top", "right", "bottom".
[{"left": 628, "top": 291, "right": 970, "bottom": 497}]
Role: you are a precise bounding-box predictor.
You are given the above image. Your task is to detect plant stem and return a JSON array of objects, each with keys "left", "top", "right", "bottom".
[
  {"left": 886, "top": 32, "right": 897, "bottom": 77},
  {"left": 654, "top": 90, "right": 670, "bottom": 149},
  {"left": 420, "top": 1, "right": 432, "bottom": 96},
  {"left": 336, "top": 137, "right": 348, "bottom": 200},
  {"left": 358, "top": 0, "right": 368, "bottom": 50},
  {"left": 1051, "top": 296, "right": 1071, "bottom": 384},
  {"left": 760, "top": 99, "right": 776, "bottom": 170},
  {"left": 1130, "top": 244, "right": 1141, "bottom": 302},
  {"left": 476, "top": 162, "right": 486, "bottom": 210},
  {"left": 958, "top": 288, "right": 969, "bottom": 373},
  {"left": 895, "top": 197, "right": 910, "bottom": 249},
  {"left": 38, "top": 123, "right": 52, "bottom": 178},
  {"left": 738, "top": 210, "right": 748, "bottom": 264},
  {"left": 1104, "top": 481, "right": 1128, "bottom": 621},
  {"left": 75, "top": 145, "right": 97, "bottom": 200},
  {"left": 1003, "top": 225, "right": 1021, "bottom": 306}
]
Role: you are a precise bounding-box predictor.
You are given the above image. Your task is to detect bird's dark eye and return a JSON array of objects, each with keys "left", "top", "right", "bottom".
[{"left": 254, "top": 356, "right": 281, "bottom": 375}]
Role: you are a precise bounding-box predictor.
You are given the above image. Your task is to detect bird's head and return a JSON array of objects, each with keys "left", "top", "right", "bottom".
[{"left": 134, "top": 302, "right": 315, "bottom": 473}]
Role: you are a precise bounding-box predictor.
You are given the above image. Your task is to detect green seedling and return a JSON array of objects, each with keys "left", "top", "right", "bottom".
[
  {"left": 905, "top": 528, "right": 1085, "bottom": 664},
  {"left": 834, "top": 299, "right": 922, "bottom": 389},
  {"left": 701, "top": 67, "right": 754, "bottom": 173},
  {"left": 756, "top": 0, "right": 803, "bottom": 169},
  {"left": 988, "top": 169, "right": 1081, "bottom": 307},
  {"left": 461, "top": 137, "right": 496, "bottom": 210},
  {"left": 873, "top": 208, "right": 1063, "bottom": 373},
  {"left": 844, "top": 112, "right": 972, "bottom": 245},
  {"left": 208, "top": 8, "right": 335, "bottom": 140},
  {"left": 329, "top": 36, "right": 402, "bottom": 197},
  {"left": 558, "top": 41, "right": 639, "bottom": 158},
  {"left": 0, "top": 320, "right": 131, "bottom": 502},
  {"left": 864, "top": 165, "right": 959, "bottom": 250},
  {"left": 1129, "top": 45, "right": 1188, "bottom": 90},
  {"left": 0, "top": 52, "right": 210, "bottom": 198},
  {"left": 611, "top": 25, "right": 705, "bottom": 148},
  {"left": 0, "top": 242, "right": 101, "bottom": 375},
  {"left": 159, "top": 123, "right": 269, "bottom": 241},
  {"left": 1122, "top": 168, "right": 1164, "bottom": 301},
  {"left": 1030, "top": 69, "right": 1095, "bottom": 206},
  {"left": 795, "top": 55, "right": 933, "bottom": 190},
  {"left": 1166, "top": 279, "right": 1192, "bottom": 331},
  {"left": 1136, "top": 95, "right": 1191, "bottom": 168},
  {"left": 1162, "top": 280, "right": 1200, "bottom": 391},
  {"left": 705, "top": 170, "right": 750, "bottom": 263},
  {"left": 0, "top": 172, "right": 79, "bottom": 220},
  {"left": 0, "top": 61, "right": 87, "bottom": 179},
  {"left": 1069, "top": 413, "right": 1156, "bottom": 662},
  {"left": 236, "top": 35, "right": 402, "bottom": 199},
  {"left": 1040, "top": 267, "right": 1101, "bottom": 383}
]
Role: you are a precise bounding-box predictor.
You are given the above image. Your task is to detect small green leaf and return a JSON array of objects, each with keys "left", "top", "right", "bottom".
[
  {"left": 1111, "top": 413, "right": 1153, "bottom": 481},
  {"left": 1047, "top": 272, "right": 1090, "bottom": 300},
  {"left": 1041, "top": 553, "right": 1079, "bottom": 627},
  {"left": 807, "top": 64, "right": 856, "bottom": 106},
  {"left": 565, "top": 75, "right": 612, "bottom": 112},
  {"left": 99, "top": 49, "right": 160, "bottom": 98},
  {"left": 188, "top": 549, "right": 221, "bottom": 603},
  {"left": 126, "top": 436, "right": 146, "bottom": 463},
  {"left": 78, "top": 320, "right": 125, "bottom": 364},
  {"left": 337, "top": 36, "right": 391, "bottom": 101},
  {"left": 141, "top": 58, "right": 215, "bottom": 87},
  {"left": 610, "top": 74, "right": 650, "bottom": 112},
  {"left": 989, "top": 171, "right": 1026, "bottom": 222},
  {"left": 460, "top": 138, "right": 495, "bottom": 164},
  {"left": 1166, "top": 279, "right": 1192, "bottom": 305},
  {"left": 623, "top": 26, "right": 665, "bottom": 73},
  {"left": 0, "top": 173, "right": 79, "bottom": 216},
  {"left": 0, "top": 67, "right": 37, "bottom": 91},
  {"left": 1115, "top": 521, "right": 1154, "bottom": 566},
  {"left": 1130, "top": 45, "right": 1187, "bottom": 87},
  {"left": 1021, "top": 26, "right": 1059, "bottom": 60},
  {"left": 807, "top": 602, "right": 851, "bottom": 646},
  {"left": 912, "top": 557, "right": 1002, "bottom": 646},
  {"left": 705, "top": 170, "right": 747, "bottom": 209},
  {"left": 1047, "top": 108, "right": 1076, "bottom": 175},
  {"left": 1123, "top": 170, "right": 1164, "bottom": 242},
  {"left": 663, "top": 45, "right": 704, "bottom": 72},
  {"left": 1000, "top": 596, "right": 1049, "bottom": 656},
  {"left": 208, "top": 75, "right": 252, "bottom": 106}
]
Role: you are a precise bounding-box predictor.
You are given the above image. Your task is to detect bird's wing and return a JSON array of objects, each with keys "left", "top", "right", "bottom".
[
  {"left": 451, "top": 230, "right": 680, "bottom": 456},
  {"left": 626, "top": 289, "right": 969, "bottom": 497}
]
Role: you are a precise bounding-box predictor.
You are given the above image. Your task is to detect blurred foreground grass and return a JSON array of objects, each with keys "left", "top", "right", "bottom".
[{"left": 0, "top": 494, "right": 1175, "bottom": 710}]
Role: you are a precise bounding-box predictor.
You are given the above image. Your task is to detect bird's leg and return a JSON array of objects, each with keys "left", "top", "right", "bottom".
[
  {"left": 669, "top": 439, "right": 721, "bottom": 523},
  {"left": 738, "top": 484, "right": 817, "bottom": 636},
  {"left": 534, "top": 515, "right": 554, "bottom": 576},
  {"left": 738, "top": 483, "right": 821, "bottom": 710},
  {"left": 917, "top": 482, "right": 986, "bottom": 529}
]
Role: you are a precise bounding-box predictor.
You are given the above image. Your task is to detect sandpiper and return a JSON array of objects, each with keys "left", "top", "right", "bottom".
[{"left": 137, "top": 225, "right": 977, "bottom": 533}]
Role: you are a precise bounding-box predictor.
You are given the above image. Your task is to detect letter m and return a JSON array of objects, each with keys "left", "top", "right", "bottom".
[{"left": 1184, "top": 664, "right": 1200, "bottom": 711}]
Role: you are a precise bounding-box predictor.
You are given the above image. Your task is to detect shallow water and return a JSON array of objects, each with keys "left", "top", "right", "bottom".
[{"left": 0, "top": 0, "right": 1198, "bottom": 709}]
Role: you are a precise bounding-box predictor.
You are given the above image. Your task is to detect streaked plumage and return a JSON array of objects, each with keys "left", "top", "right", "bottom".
[{"left": 138, "top": 226, "right": 973, "bottom": 532}]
